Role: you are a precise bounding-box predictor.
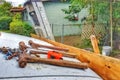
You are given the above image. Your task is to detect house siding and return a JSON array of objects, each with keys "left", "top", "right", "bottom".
[{"left": 43, "top": 2, "right": 82, "bottom": 36}]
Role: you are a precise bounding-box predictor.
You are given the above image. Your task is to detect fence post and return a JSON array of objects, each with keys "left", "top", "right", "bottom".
[
  {"left": 61, "top": 24, "right": 64, "bottom": 43},
  {"left": 110, "top": 0, "right": 113, "bottom": 49},
  {"left": 51, "top": 24, "right": 54, "bottom": 34}
]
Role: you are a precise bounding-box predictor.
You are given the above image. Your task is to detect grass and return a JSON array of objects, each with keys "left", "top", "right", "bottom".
[
  {"left": 110, "top": 49, "right": 120, "bottom": 57},
  {"left": 0, "top": 30, "right": 11, "bottom": 33}
]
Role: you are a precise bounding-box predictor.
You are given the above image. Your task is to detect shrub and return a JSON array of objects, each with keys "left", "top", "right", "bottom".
[
  {"left": 0, "top": 16, "right": 12, "bottom": 30},
  {"left": 79, "top": 38, "right": 92, "bottom": 48},
  {"left": 10, "top": 21, "right": 35, "bottom": 36}
]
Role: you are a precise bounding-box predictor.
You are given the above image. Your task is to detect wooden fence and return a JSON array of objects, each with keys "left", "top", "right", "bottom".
[
  {"left": 81, "top": 23, "right": 106, "bottom": 40},
  {"left": 53, "top": 23, "right": 107, "bottom": 47}
]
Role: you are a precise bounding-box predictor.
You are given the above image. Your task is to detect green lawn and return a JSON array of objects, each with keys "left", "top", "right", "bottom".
[{"left": 0, "top": 30, "right": 11, "bottom": 33}]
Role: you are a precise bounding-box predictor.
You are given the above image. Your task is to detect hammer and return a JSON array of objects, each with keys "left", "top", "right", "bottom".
[
  {"left": 30, "top": 50, "right": 76, "bottom": 58},
  {"left": 18, "top": 51, "right": 88, "bottom": 69},
  {"left": 28, "top": 40, "right": 69, "bottom": 52},
  {"left": 19, "top": 41, "right": 40, "bottom": 57}
]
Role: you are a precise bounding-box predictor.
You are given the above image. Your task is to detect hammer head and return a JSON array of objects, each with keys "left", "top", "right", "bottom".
[
  {"left": 1, "top": 47, "right": 9, "bottom": 54},
  {"left": 19, "top": 41, "right": 29, "bottom": 51},
  {"left": 19, "top": 60, "right": 27, "bottom": 68},
  {"left": 28, "top": 40, "right": 33, "bottom": 45},
  {"left": 18, "top": 52, "right": 29, "bottom": 68}
]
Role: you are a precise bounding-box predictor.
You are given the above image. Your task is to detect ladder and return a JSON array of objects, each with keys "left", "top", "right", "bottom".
[{"left": 25, "top": 0, "right": 54, "bottom": 40}]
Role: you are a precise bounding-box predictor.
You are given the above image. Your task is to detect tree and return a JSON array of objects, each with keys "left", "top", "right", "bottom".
[
  {"left": 0, "top": 1, "right": 13, "bottom": 17},
  {"left": 0, "top": 16, "right": 12, "bottom": 30},
  {"left": 62, "top": 5, "right": 81, "bottom": 21},
  {"left": 0, "top": 1, "right": 13, "bottom": 30},
  {"left": 62, "top": 0, "right": 93, "bottom": 21},
  {"left": 10, "top": 13, "right": 35, "bottom": 36},
  {"left": 70, "top": 0, "right": 110, "bottom": 23}
]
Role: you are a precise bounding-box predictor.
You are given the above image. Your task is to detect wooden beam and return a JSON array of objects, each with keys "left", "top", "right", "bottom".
[{"left": 90, "top": 35, "right": 100, "bottom": 54}]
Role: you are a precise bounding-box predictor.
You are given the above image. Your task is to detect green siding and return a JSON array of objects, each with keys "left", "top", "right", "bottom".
[
  {"left": 44, "top": 2, "right": 82, "bottom": 24},
  {"left": 43, "top": 2, "right": 82, "bottom": 36}
]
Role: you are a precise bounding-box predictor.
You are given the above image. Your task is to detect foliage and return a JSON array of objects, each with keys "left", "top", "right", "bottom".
[
  {"left": 12, "top": 13, "right": 22, "bottom": 21},
  {"left": 70, "top": 0, "right": 90, "bottom": 8},
  {"left": 62, "top": 5, "right": 81, "bottom": 14},
  {"left": 112, "top": 3, "right": 120, "bottom": 23},
  {"left": 110, "top": 49, "right": 120, "bottom": 57},
  {"left": 10, "top": 13, "right": 35, "bottom": 36},
  {"left": 74, "top": 38, "right": 92, "bottom": 48},
  {"left": 70, "top": 0, "right": 120, "bottom": 23},
  {"left": 62, "top": 5, "right": 81, "bottom": 21},
  {"left": 62, "top": 0, "right": 96, "bottom": 21},
  {"left": 69, "top": 0, "right": 110, "bottom": 23},
  {"left": 94, "top": 2, "right": 109, "bottom": 22},
  {"left": 0, "top": 1, "right": 13, "bottom": 17},
  {"left": 10, "top": 21, "right": 35, "bottom": 36},
  {"left": 0, "top": 16, "right": 12, "bottom": 30},
  {"left": 0, "top": 1, "right": 13, "bottom": 30},
  {"left": 60, "top": 0, "right": 67, "bottom": 2}
]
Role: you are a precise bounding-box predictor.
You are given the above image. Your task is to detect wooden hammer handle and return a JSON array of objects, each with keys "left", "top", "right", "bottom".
[
  {"left": 38, "top": 45, "right": 69, "bottom": 52},
  {"left": 29, "top": 40, "right": 69, "bottom": 52},
  {"left": 19, "top": 53, "right": 88, "bottom": 69},
  {"left": 28, "top": 58, "right": 88, "bottom": 69},
  {"left": 30, "top": 50, "right": 76, "bottom": 58}
]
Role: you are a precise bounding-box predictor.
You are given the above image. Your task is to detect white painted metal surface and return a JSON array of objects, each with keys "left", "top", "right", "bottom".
[{"left": 0, "top": 32, "right": 102, "bottom": 80}]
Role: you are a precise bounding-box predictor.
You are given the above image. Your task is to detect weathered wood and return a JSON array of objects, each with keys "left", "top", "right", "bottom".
[
  {"left": 18, "top": 52, "right": 88, "bottom": 69},
  {"left": 31, "top": 34, "right": 120, "bottom": 80},
  {"left": 29, "top": 58, "right": 88, "bottom": 69},
  {"left": 28, "top": 40, "right": 69, "bottom": 52},
  {"left": 90, "top": 35, "right": 100, "bottom": 54},
  {"left": 30, "top": 50, "right": 76, "bottom": 58}
]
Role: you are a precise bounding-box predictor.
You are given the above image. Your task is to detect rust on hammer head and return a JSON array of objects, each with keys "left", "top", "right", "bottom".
[
  {"left": 19, "top": 41, "right": 29, "bottom": 51},
  {"left": 1, "top": 47, "right": 8, "bottom": 53},
  {"left": 28, "top": 40, "right": 39, "bottom": 49},
  {"left": 28, "top": 40, "right": 33, "bottom": 45}
]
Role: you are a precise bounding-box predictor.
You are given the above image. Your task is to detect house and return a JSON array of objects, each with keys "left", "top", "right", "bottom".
[
  {"left": 10, "top": 7, "right": 25, "bottom": 14},
  {"left": 23, "top": 0, "right": 55, "bottom": 40},
  {"left": 23, "top": 0, "right": 82, "bottom": 36},
  {"left": 22, "top": 0, "right": 89, "bottom": 38}
]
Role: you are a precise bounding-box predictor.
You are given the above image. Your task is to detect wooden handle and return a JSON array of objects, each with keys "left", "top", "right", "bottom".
[
  {"left": 19, "top": 53, "right": 88, "bottom": 69},
  {"left": 30, "top": 50, "right": 76, "bottom": 58},
  {"left": 28, "top": 57, "right": 88, "bottom": 69},
  {"left": 28, "top": 40, "right": 69, "bottom": 52}
]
